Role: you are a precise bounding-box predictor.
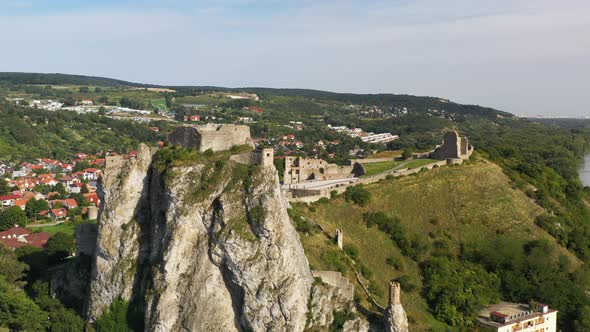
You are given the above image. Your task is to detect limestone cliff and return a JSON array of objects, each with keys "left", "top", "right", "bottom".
[{"left": 86, "top": 145, "right": 317, "bottom": 331}]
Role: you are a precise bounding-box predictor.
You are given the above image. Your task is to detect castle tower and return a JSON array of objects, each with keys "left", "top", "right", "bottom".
[
  {"left": 389, "top": 281, "right": 401, "bottom": 305},
  {"left": 336, "top": 229, "right": 343, "bottom": 250},
  {"left": 261, "top": 148, "right": 274, "bottom": 168}
]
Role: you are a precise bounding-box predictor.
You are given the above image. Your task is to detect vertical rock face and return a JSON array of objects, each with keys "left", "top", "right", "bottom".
[
  {"left": 87, "top": 144, "right": 313, "bottom": 331},
  {"left": 87, "top": 144, "right": 155, "bottom": 321}
]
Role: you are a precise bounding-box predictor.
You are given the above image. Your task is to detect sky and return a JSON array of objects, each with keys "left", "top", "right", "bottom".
[{"left": 0, "top": 0, "right": 589, "bottom": 117}]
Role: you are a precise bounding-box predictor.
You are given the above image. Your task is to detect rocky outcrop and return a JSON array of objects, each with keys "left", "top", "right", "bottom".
[
  {"left": 86, "top": 144, "right": 316, "bottom": 331},
  {"left": 306, "top": 280, "right": 369, "bottom": 331},
  {"left": 384, "top": 282, "right": 409, "bottom": 332},
  {"left": 343, "top": 317, "right": 370, "bottom": 332}
]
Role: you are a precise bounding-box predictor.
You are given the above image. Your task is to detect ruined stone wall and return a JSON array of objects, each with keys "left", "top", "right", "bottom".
[
  {"left": 229, "top": 148, "right": 274, "bottom": 168},
  {"left": 167, "top": 126, "right": 202, "bottom": 150},
  {"left": 168, "top": 124, "right": 254, "bottom": 152},
  {"left": 197, "top": 124, "right": 253, "bottom": 152},
  {"left": 311, "top": 271, "right": 354, "bottom": 302},
  {"left": 430, "top": 131, "right": 461, "bottom": 159},
  {"left": 284, "top": 157, "right": 354, "bottom": 184}
]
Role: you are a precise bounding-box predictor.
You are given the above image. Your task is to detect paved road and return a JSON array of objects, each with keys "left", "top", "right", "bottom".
[
  {"left": 284, "top": 178, "right": 359, "bottom": 190},
  {"left": 28, "top": 220, "right": 65, "bottom": 228}
]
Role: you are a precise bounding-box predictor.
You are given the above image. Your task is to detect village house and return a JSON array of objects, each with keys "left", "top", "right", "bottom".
[
  {"left": 49, "top": 198, "right": 78, "bottom": 210},
  {"left": 83, "top": 193, "right": 101, "bottom": 207},
  {"left": 0, "top": 194, "right": 21, "bottom": 208},
  {"left": 49, "top": 208, "right": 68, "bottom": 220},
  {"left": 14, "top": 198, "right": 29, "bottom": 210},
  {"left": 0, "top": 227, "right": 51, "bottom": 249},
  {"left": 82, "top": 168, "right": 102, "bottom": 181},
  {"left": 477, "top": 302, "right": 557, "bottom": 332}
]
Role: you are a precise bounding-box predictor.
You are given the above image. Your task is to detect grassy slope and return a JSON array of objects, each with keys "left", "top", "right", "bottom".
[{"left": 296, "top": 157, "right": 577, "bottom": 331}]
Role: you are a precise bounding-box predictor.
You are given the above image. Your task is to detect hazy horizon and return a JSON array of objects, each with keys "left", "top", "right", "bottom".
[{"left": 1, "top": 0, "right": 589, "bottom": 118}]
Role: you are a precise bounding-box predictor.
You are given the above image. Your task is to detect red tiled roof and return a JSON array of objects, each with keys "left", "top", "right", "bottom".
[
  {"left": 25, "top": 232, "right": 50, "bottom": 248},
  {"left": 0, "top": 194, "right": 20, "bottom": 201},
  {"left": 0, "top": 227, "right": 29, "bottom": 238},
  {"left": 14, "top": 199, "right": 28, "bottom": 207},
  {"left": 51, "top": 208, "right": 67, "bottom": 217}
]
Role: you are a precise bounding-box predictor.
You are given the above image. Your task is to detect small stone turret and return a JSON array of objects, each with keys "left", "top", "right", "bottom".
[
  {"left": 389, "top": 280, "right": 401, "bottom": 305},
  {"left": 261, "top": 148, "right": 274, "bottom": 168},
  {"left": 336, "top": 229, "right": 343, "bottom": 250},
  {"left": 384, "top": 281, "right": 409, "bottom": 332}
]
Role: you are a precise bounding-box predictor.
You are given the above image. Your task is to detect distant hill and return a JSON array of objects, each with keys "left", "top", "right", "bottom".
[
  {"left": 0, "top": 72, "right": 148, "bottom": 87},
  {"left": 0, "top": 72, "right": 514, "bottom": 120}
]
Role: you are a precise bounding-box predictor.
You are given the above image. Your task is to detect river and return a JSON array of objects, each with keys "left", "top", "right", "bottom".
[{"left": 580, "top": 154, "right": 590, "bottom": 187}]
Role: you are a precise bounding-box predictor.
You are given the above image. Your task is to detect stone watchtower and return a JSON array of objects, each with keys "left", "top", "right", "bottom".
[
  {"left": 336, "top": 229, "right": 343, "bottom": 250},
  {"left": 261, "top": 148, "right": 274, "bottom": 168},
  {"left": 389, "top": 281, "right": 401, "bottom": 305}
]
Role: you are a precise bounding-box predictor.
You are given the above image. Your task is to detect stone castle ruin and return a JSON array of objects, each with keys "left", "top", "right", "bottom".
[
  {"left": 168, "top": 124, "right": 254, "bottom": 152},
  {"left": 427, "top": 130, "right": 473, "bottom": 164},
  {"left": 167, "top": 124, "right": 273, "bottom": 167},
  {"left": 284, "top": 156, "right": 362, "bottom": 184}
]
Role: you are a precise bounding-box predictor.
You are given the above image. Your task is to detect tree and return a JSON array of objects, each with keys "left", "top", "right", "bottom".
[
  {"left": 344, "top": 185, "right": 371, "bottom": 207},
  {"left": 0, "top": 245, "right": 29, "bottom": 285},
  {"left": 70, "top": 192, "right": 89, "bottom": 206},
  {"left": 402, "top": 148, "right": 414, "bottom": 160},
  {"left": 55, "top": 182, "right": 67, "bottom": 198},
  {"left": 0, "top": 206, "right": 27, "bottom": 230},
  {"left": 30, "top": 281, "right": 85, "bottom": 331},
  {"left": 95, "top": 298, "right": 142, "bottom": 332},
  {"left": 98, "top": 106, "right": 106, "bottom": 116},
  {"left": 422, "top": 257, "right": 500, "bottom": 327},
  {"left": 0, "top": 276, "right": 48, "bottom": 331},
  {"left": 79, "top": 86, "right": 90, "bottom": 93},
  {"left": 25, "top": 198, "right": 50, "bottom": 220},
  {"left": 0, "top": 178, "right": 9, "bottom": 195},
  {"left": 46, "top": 232, "right": 74, "bottom": 262}
]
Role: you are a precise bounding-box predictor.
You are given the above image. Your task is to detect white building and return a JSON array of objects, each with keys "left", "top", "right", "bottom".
[{"left": 477, "top": 302, "right": 557, "bottom": 332}]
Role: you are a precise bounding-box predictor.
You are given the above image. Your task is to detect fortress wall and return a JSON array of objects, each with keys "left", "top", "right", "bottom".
[
  {"left": 198, "top": 124, "right": 253, "bottom": 152},
  {"left": 76, "top": 223, "right": 98, "bottom": 257},
  {"left": 168, "top": 124, "right": 254, "bottom": 152},
  {"left": 351, "top": 158, "right": 395, "bottom": 164},
  {"left": 311, "top": 271, "right": 354, "bottom": 302}
]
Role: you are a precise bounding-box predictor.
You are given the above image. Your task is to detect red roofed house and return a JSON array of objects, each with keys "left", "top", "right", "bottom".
[
  {"left": 0, "top": 194, "right": 21, "bottom": 208},
  {"left": 0, "top": 227, "right": 51, "bottom": 249},
  {"left": 14, "top": 199, "right": 29, "bottom": 210},
  {"left": 50, "top": 208, "right": 67, "bottom": 220},
  {"left": 49, "top": 199, "right": 78, "bottom": 210},
  {"left": 90, "top": 159, "right": 105, "bottom": 166},
  {"left": 83, "top": 193, "right": 101, "bottom": 207},
  {"left": 39, "top": 177, "right": 58, "bottom": 186},
  {"left": 61, "top": 163, "right": 74, "bottom": 172}
]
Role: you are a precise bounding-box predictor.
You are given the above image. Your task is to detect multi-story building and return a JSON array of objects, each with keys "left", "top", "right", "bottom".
[{"left": 477, "top": 302, "right": 557, "bottom": 332}]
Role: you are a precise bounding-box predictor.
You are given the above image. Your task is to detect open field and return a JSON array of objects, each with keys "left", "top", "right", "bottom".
[
  {"left": 31, "top": 221, "right": 77, "bottom": 235},
  {"left": 361, "top": 158, "right": 438, "bottom": 177},
  {"left": 361, "top": 160, "right": 402, "bottom": 177},
  {"left": 151, "top": 99, "right": 167, "bottom": 111}
]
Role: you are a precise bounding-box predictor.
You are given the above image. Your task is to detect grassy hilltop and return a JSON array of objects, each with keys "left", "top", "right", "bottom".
[{"left": 295, "top": 156, "right": 580, "bottom": 331}]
